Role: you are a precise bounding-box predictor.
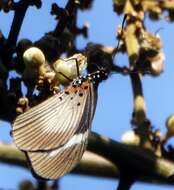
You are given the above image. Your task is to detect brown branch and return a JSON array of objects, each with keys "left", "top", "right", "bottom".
[
  {"left": 130, "top": 72, "right": 147, "bottom": 126},
  {"left": 34, "top": 0, "right": 79, "bottom": 62},
  {"left": 1, "top": 132, "right": 174, "bottom": 185},
  {"left": 8, "top": 0, "right": 41, "bottom": 49},
  {"left": 130, "top": 73, "right": 143, "bottom": 98},
  {"left": 53, "top": 0, "right": 78, "bottom": 37},
  {"left": 87, "top": 132, "right": 174, "bottom": 183},
  {"left": 36, "top": 181, "right": 47, "bottom": 190},
  {"left": 129, "top": 70, "right": 155, "bottom": 152},
  {"left": 0, "top": 141, "right": 118, "bottom": 178},
  {"left": 117, "top": 175, "right": 135, "bottom": 190}
]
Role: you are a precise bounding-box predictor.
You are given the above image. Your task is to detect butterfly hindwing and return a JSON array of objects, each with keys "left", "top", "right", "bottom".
[{"left": 26, "top": 130, "right": 89, "bottom": 179}]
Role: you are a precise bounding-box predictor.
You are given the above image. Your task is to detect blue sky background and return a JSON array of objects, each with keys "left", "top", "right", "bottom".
[{"left": 0, "top": 0, "right": 174, "bottom": 189}]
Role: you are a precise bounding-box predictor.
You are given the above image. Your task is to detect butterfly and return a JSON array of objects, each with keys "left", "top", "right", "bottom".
[{"left": 12, "top": 59, "right": 108, "bottom": 180}]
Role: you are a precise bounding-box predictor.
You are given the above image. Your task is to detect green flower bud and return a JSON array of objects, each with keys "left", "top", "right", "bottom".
[
  {"left": 23, "top": 47, "right": 45, "bottom": 68},
  {"left": 53, "top": 53, "right": 87, "bottom": 85},
  {"left": 166, "top": 115, "right": 174, "bottom": 138}
]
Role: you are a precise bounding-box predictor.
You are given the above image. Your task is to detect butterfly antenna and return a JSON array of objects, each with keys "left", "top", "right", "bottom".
[
  {"left": 95, "top": 64, "right": 101, "bottom": 71},
  {"left": 112, "top": 14, "right": 127, "bottom": 58},
  {"left": 75, "top": 58, "right": 80, "bottom": 77},
  {"left": 57, "top": 72, "right": 72, "bottom": 82}
]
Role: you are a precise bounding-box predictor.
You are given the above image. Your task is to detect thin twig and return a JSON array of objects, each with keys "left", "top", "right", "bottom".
[
  {"left": 130, "top": 73, "right": 143, "bottom": 97},
  {"left": 117, "top": 175, "right": 136, "bottom": 190},
  {"left": 36, "top": 181, "right": 47, "bottom": 190},
  {"left": 53, "top": 0, "right": 78, "bottom": 37},
  {"left": 8, "top": 0, "right": 41, "bottom": 49}
]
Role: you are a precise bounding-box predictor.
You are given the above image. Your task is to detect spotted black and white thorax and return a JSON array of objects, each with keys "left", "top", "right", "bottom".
[{"left": 72, "top": 69, "right": 108, "bottom": 87}]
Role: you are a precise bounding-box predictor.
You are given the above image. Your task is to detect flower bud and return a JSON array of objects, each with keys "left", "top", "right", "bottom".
[
  {"left": 18, "top": 97, "right": 29, "bottom": 106},
  {"left": 16, "top": 97, "right": 29, "bottom": 114},
  {"left": 53, "top": 53, "right": 87, "bottom": 85},
  {"left": 149, "top": 52, "right": 165, "bottom": 76},
  {"left": 121, "top": 130, "right": 140, "bottom": 145},
  {"left": 16, "top": 107, "right": 23, "bottom": 114},
  {"left": 23, "top": 47, "right": 45, "bottom": 68},
  {"left": 166, "top": 115, "right": 174, "bottom": 138}
]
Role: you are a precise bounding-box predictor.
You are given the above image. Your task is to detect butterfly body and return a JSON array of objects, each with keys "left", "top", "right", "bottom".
[{"left": 12, "top": 68, "right": 108, "bottom": 180}]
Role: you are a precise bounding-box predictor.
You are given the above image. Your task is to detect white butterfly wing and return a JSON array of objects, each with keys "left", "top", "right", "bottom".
[
  {"left": 24, "top": 82, "right": 97, "bottom": 179},
  {"left": 12, "top": 82, "right": 92, "bottom": 151}
]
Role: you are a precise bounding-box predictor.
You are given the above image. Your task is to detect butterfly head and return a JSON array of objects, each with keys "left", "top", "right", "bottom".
[{"left": 85, "top": 43, "right": 115, "bottom": 76}]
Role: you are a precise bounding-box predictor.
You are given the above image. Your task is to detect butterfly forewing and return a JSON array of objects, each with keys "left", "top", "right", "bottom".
[
  {"left": 12, "top": 74, "right": 98, "bottom": 179},
  {"left": 12, "top": 81, "right": 93, "bottom": 151},
  {"left": 22, "top": 81, "right": 96, "bottom": 180},
  {"left": 27, "top": 81, "right": 97, "bottom": 179}
]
